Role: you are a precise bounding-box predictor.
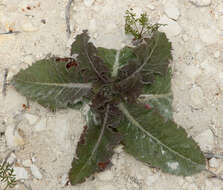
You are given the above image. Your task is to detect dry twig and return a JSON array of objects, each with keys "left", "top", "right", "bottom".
[
  {"left": 2, "top": 68, "right": 8, "bottom": 97},
  {"left": 204, "top": 152, "right": 223, "bottom": 160},
  {"left": 0, "top": 31, "right": 20, "bottom": 35},
  {"left": 65, "top": 0, "right": 74, "bottom": 38}
]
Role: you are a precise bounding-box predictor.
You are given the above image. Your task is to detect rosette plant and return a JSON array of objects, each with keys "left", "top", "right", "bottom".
[{"left": 11, "top": 11, "right": 205, "bottom": 185}]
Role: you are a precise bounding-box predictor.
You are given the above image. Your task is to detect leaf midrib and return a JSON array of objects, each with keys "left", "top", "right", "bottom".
[
  {"left": 118, "top": 102, "right": 205, "bottom": 169},
  {"left": 75, "top": 105, "right": 110, "bottom": 180},
  {"left": 118, "top": 33, "right": 160, "bottom": 84},
  {"left": 13, "top": 79, "right": 92, "bottom": 89}
]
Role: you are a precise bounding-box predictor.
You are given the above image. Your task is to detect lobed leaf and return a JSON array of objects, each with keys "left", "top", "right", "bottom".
[
  {"left": 140, "top": 69, "right": 173, "bottom": 120},
  {"left": 133, "top": 31, "right": 172, "bottom": 85},
  {"left": 118, "top": 103, "right": 206, "bottom": 176},
  {"left": 12, "top": 58, "right": 92, "bottom": 111},
  {"left": 69, "top": 109, "right": 121, "bottom": 185},
  {"left": 96, "top": 46, "right": 136, "bottom": 78},
  {"left": 71, "top": 31, "right": 111, "bottom": 83}
]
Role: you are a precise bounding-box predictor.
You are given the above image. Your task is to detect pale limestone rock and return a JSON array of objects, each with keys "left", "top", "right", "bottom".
[
  {"left": 205, "top": 180, "right": 213, "bottom": 190},
  {"left": 97, "top": 170, "right": 114, "bottom": 181},
  {"left": 164, "top": 2, "right": 180, "bottom": 20},
  {"left": 97, "top": 184, "right": 116, "bottom": 190},
  {"left": 84, "top": 0, "right": 95, "bottom": 7},
  {"left": 189, "top": 0, "right": 212, "bottom": 7},
  {"left": 185, "top": 176, "right": 193, "bottom": 183},
  {"left": 145, "top": 174, "right": 159, "bottom": 186},
  {"left": 89, "top": 19, "right": 97, "bottom": 32},
  {"left": 217, "top": 3, "right": 223, "bottom": 14},
  {"left": 159, "top": 15, "right": 181, "bottom": 37},
  {"left": 214, "top": 51, "right": 220, "bottom": 58},
  {"left": 195, "top": 129, "right": 214, "bottom": 151},
  {"left": 31, "top": 156, "right": 36, "bottom": 163},
  {"left": 147, "top": 4, "right": 155, "bottom": 10},
  {"left": 24, "top": 113, "right": 38, "bottom": 125},
  {"left": 114, "top": 144, "right": 124, "bottom": 153},
  {"left": 30, "top": 164, "right": 42, "bottom": 179},
  {"left": 209, "top": 158, "right": 221, "bottom": 168},
  {"left": 22, "top": 159, "right": 32, "bottom": 167},
  {"left": 217, "top": 72, "right": 223, "bottom": 92},
  {"left": 189, "top": 86, "right": 205, "bottom": 108},
  {"left": 22, "top": 22, "right": 38, "bottom": 32},
  {"left": 5, "top": 125, "right": 25, "bottom": 148},
  {"left": 199, "top": 27, "right": 219, "bottom": 44},
  {"left": 200, "top": 60, "right": 217, "bottom": 75},
  {"left": 23, "top": 55, "right": 33, "bottom": 65},
  {"left": 217, "top": 16, "right": 223, "bottom": 30},
  {"left": 184, "top": 65, "right": 202, "bottom": 82},
  {"left": 187, "top": 184, "right": 198, "bottom": 190},
  {"left": 13, "top": 167, "right": 29, "bottom": 180},
  {"left": 193, "top": 42, "right": 203, "bottom": 53},
  {"left": 182, "top": 34, "right": 189, "bottom": 42},
  {"left": 34, "top": 118, "right": 47, "bottom": 132},
  {"left": 7, "top": 153, "right": 16, "bottom": 165},
  {"left": 0, "top": 34, "right": 15, "bottom": 43},
  {"left": 60, "top": 174, "right": 68, "bottom": 186}
]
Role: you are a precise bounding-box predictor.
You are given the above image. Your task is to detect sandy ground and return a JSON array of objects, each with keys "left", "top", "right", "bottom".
[{"left": 0, "top": 0, "right": 223, "bottom": 189}]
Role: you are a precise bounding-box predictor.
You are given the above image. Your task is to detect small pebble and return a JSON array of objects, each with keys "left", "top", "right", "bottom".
[
  {"left": 199, "top": 27, "right": 219, "bottom": 44},
  {"left": 217, "top": 16, "right": 223, "bottom": 30},
  {"left": 164, "top": 2, "right": 180, "bottom": 20},
  {"left": 7, "top": 152, "right": 16, "bottom": 165},
  {"left": 200, "top": 60, "right": 217, "bottom": 75},
  {"left": 97, "top": 170, "right": 114, "bottom": 181},
  {"left": 147, "top": 4, "right": 155, "bottom": 10},
  {"left": 97, "top": 184, "right": 116, "bottom": 190},
  {"left": 209, "top": 158, "right": 221, "bottom": 168},
  {"left": 60, "top": 174, "right": 68, "bottom": 186},
  {"left": 159, "top": 15, "right": 182, "bottom": 37},
  {"left": 189, "top": 0, "right": 212, "bottom": 7},
  {"left": 214, "top": 51, "right": 220, "bottom": 58},
  {"left": 217, "top": 3, "right": 223, "bottom": 14},
  {"left": 114, "top": 145, "right": 124, "bottom": 153},
  {"left": 189, "top": 86, "right": 205, "bottom": 108},
  {"left": 22, "top": 22, "right": 38, "bottom": 32},
  {"left": 30, "top": 164, "right": 42, "bottom": 179},
  {"left": 22, "top": 159, "right": 32, "bottom": 167},
  {"left": 34, "top": 118, "right": 47, "bottom": 131},
  {"left": 184, "top": 65, "right": 201, "bottom": 82},
  {"left": 182, "top": 34, "right": 189, "bottom": 41},
  {"left": 195, "top": 129, "right": 214, "bottom": 151},
  {"left": 84, "top": 0, "right": 95, "bottom": 7},
  {"left": 5, "top": 125, "right": 25, "bottom": 148},
  {"left": 13, "top": 167, "right": 29, "bottom": 180},
  {"left": 24, "top": 113, "right": 38, "bottom": 125},
  {"left": 145, "top": 174, "right": 159, "bottom": 186},
  {"left": 23, "top": 55, "right": 33, "bottom": 65},
  {"left": 31, "top": 156, "right": 36, "bottom": 163},
  {"left": 217, "top": 72, "right": 223, "bottom": 92},
  {"left": 89, "top": 19, "right": 97, "bottom": 32},
  {"left": 187, "top": 184, "right": 198, "bottom": 190}
]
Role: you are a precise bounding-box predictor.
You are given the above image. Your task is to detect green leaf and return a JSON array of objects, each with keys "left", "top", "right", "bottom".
[
  {"left": 69, "top": 109, "right": 121, "bottom": 185},
  {"left": 12, "top": 58, "right": 92, "bottom": 111},
  {"left": 96, "top": 46, "right": 136, "bottom": 78},
  {"left": 96, "top": 47, "right": 117, "bottom": 72},
  {"left": 118, "top": 103, "right": 206, "bottom": 176},
  {"left": 71, "top": 31, "right": 111, "bottom": 83},
  {"left": 140, "top": 69, "right": 173, "bottom": 120},
  {"left": 134, "top": 31, "right": 172, "bottom": 85}
]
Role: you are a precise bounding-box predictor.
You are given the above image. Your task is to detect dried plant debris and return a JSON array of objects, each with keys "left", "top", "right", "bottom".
[
  {"left": 0, "top": 163, "right": 16, "bottom": 190},
  {"left": 11, "top": 11, "right": 206, "bottom": 185}
]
